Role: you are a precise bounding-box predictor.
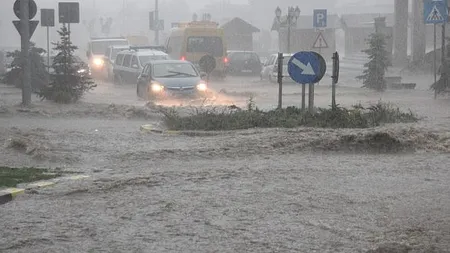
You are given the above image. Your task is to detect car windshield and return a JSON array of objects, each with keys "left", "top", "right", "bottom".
[
  {"left": 153, "top": 62, "right": 198, "bottom": 78},
  {"left": 139, "top": 55, "right": 169, "bottom": 65},
  {"left": 92, "top": 40, "right": 128, "bottom": 55}
]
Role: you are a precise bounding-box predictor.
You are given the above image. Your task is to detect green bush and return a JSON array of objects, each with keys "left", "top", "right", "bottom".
[
  {"left": 160, "top": 100, "right": 418, "bottom": 131},
  {"left": 1, "top": 42, "right": 49, "bottom": 92}
]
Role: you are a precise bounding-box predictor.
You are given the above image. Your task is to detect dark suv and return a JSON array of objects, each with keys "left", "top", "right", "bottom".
[{"left": 226, "top": 51, "right": 262, "bottom": 76}]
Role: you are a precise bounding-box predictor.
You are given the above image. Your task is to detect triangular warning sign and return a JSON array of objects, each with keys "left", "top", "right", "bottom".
[
  {"left": 13, "top": 20, "right": 39, "bottom": 40},
  {"left": 426, "top": 5, "right": 444, "bottom": 22},
  {"left": 313, "top": 32, "right": 328, "bottom": 49}
]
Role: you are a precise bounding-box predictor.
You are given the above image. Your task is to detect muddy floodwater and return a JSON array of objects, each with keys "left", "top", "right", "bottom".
[{"left": 0, "top": 74, "right": 450, "bottom": 252}]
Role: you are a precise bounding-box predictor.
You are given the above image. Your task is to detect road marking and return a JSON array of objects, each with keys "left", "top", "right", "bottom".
[{"left": 25, "top": 181, "right": 55, "bottom": 189}]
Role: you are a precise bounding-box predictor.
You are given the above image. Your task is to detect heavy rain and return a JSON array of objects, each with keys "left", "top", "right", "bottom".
[{"left": 0, "top": 0, "right": 449, "bottom": 252}]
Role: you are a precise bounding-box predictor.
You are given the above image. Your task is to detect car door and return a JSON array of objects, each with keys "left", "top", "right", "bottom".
[
  {"left": 130, "top": 55, "right": 141, "bottom": 83},
  {"left": 121, "top": 54, "right": 132, "bottom": 83},
  {"left": 137, "top": 64, "right": 150, "bottom": 94},
  {"left": 113, "top": 53, "right": 124, "bottom": 80}
]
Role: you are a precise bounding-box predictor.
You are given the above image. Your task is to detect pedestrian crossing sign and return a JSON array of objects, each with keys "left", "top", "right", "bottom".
[
  {"left": 427, "top": 5, "right": 444, "bottom": 22},
  {"left": 424, "top": 0, "right": 448, "bottom": 24}
]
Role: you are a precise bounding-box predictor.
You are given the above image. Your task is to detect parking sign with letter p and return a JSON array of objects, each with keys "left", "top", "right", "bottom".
[{"left": 313, "top": 9, "right": 327, "bottom": 28}]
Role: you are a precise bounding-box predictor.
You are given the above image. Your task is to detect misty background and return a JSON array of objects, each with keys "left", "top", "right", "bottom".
[{"left": 0, "top": 0, "right": 394, "bottom": 55}]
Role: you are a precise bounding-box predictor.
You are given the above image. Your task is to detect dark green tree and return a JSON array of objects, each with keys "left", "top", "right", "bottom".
[
  {"left": 39, "top": 25, "right": 96, "bottom": 103},
  {"left": 1, "top": 42, "right": 49, "bottom": 92},
  {"left": 357, "top": 32, "right": 391, "bottom": 92}
]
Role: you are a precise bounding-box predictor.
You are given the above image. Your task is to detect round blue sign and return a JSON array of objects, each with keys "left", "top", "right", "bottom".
[{"left": 288, "top": 51, "right": 326, "bottom": 84}]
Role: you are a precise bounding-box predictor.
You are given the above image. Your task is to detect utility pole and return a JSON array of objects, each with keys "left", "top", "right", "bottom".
[
  {"left": 155, "top": 0, "right": 159, "bottom": 45},
  {"left": 20, "top": 0, "right": 31, "bottom": 106},
  {"left": 441, "top": 22, "right": 447, "bottom": 98},
  {"left": 287, "top": 12, "right": 291, "bottom": 53}
]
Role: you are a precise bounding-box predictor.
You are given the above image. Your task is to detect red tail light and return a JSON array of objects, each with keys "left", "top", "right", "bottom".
[
  {"left": 223, "top": 57, "right": 228, "bottom": 63},
  {"left": 181, "top": 56, "right": 186, "bottom": 61}
]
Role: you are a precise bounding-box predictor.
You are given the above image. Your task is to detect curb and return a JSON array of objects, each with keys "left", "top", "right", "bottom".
[
  {"left": 0, "top": 174, "right": 90, "bottom": 206},
  {"left": 0, "top": 188, "right": 25, "bottom": 205},
  {"left": 140, "top": 124, "right": 181, "bottom": 135}
]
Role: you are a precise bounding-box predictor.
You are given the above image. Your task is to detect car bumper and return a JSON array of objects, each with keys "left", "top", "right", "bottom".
[{"left": 151, "top": 89, "right": 208, "bottom": 99}]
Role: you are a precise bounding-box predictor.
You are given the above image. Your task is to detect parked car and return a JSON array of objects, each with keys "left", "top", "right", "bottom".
[
  {"left": 113, "top": 46, "right": 170, "bottom": 85},
  {"left": 260, "top": 53, "right": 294, "bottom": 83},
  {"left": 226, "top": 51, "right": 262, "bottom": 75},
  {"left": 136, "top": 60, "right": 209, "bottom": 100}
]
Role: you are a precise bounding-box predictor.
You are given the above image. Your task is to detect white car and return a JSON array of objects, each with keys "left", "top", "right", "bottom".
[
  {"left": 260, "top": 53, "right": 294, "bottom": 83},
  {"left": 113, "top": 46, "right": 170, "bottom": 85},
  {"left": 103, "top": 45, "right": 130, "bottom": 81}
]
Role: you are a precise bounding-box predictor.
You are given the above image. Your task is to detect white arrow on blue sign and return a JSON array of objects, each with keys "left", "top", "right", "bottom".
[
  {"left": 313, "top": 9, "right": 327, "bottom": 28},
  {"left": 288, "top": 51, "right": 326, "bottom": 84},
  {"left": 424, "top": 0, "right": 448, "bottom": 24}
]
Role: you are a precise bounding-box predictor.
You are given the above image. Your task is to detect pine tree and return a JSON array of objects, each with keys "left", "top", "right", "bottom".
[
  {"left": 39, "top": 25, "right": 96, "bottom": 103},
  {"left": 357, "top": 32, "right": 391, "bottom": 92}
]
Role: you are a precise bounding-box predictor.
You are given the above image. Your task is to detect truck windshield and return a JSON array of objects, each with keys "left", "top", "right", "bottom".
[{"left": 187, "top": 36, "right": 223, "bottom": 57}]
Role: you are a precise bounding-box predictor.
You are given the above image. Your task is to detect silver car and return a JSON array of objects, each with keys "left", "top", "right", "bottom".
[
  {"left": 260, "top": 53, "right": 294, "bottom": 83},
  {"left": 136, "top": 60, "right": 209, "bottom": 100}
]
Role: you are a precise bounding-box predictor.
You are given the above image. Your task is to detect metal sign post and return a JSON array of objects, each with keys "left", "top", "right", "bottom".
[
  {"left": 313, "top": 9, "right": 328, "bottom": 90},
  {"left": 301, "top": 81, "right": 306, "bottom": 111},
  {"left": 20, "top": 0, "right": 31, "bottom": 106},
  {"left": 277, "top": 52, "right": 283, "bottom": 109},
  {"left": 13, "top": 0, "right": 38, "bottom": 106},
  {"left": 331, "top": 52, "right": 340, "bottom": 110},
  {"left": 441, "top": 21, "right": 447, "bottom": 95},
  {"left": 434, "top": 23, "right": 437, "bottom": 98},
  {"left": 41, "top": 9, "right": 55, "bottom": 72},
  {"left": 155, "top": 0, "right": 159, "bottom": 45}
]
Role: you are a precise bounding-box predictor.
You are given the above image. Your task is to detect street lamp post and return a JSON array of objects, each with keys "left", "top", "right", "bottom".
[{"left": 275, "top": 6, "right": 300, "bottom": 53}]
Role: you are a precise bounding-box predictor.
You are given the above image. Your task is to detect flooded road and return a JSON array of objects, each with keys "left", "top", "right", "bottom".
[{"left": 1, "top": 73, "right": 450, "bottom": 252}]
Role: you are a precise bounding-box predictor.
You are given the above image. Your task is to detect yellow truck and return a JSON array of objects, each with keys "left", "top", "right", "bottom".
[{"left": 165, "top": 21, "right": 228, "bottom": 79}]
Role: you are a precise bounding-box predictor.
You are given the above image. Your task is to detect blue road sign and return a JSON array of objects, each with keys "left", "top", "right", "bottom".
[
  {"left": 288, "top": 51, "right": 326, "bottom": 84},
  {"left": 424, "top": 0, "right": 448, "bottom": 24},
  {"left": 313, "top": 9, "right": 327, "bottom": 28}
]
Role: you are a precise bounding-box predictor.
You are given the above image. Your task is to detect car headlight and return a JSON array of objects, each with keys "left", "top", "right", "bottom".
[
  {"left": 92, "top": 58, "right": 104, "bottom": 67},
  {"left": 151, "top": 82, "right": 164, "bottom": 93},
  {"left": 77, "top": 68, "right": 86, "bottom": 74},
  {"left": 196, "top": 82, "right": 207, "bottom": 91}
]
